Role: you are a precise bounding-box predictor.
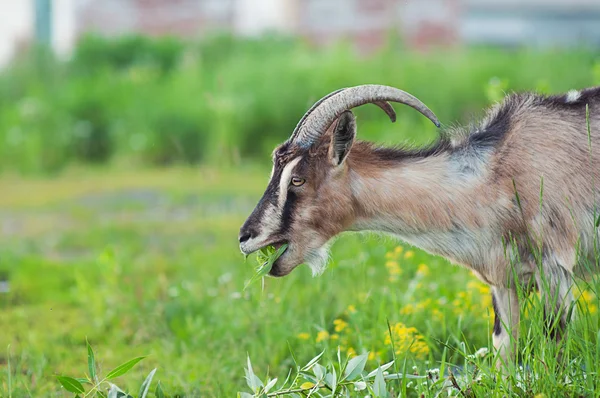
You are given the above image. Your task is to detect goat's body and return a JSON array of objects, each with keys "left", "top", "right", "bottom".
[
  {"left": 240, "top": 84, "right": 600, "bottom": 368},
  {"left": 349, "top": 86, "right": 600, "bottom": 361},
  {"left": 352, "top": 87, "right": 600, "bottom": 283}
]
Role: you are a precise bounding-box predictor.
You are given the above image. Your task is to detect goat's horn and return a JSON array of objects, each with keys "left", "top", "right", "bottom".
[
  {"left": 291, "top": 84, "right": 440, "bottom": 145},
  {"left": 290, "top": 88, "right": 345, "bottom": 142}
]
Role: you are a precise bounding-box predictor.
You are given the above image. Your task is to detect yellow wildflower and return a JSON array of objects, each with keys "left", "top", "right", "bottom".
[
  {"left": 432, "top": 308, "right": 443, "bottom": 321},
  {"left": 467, "top": 280, "right": 490, "bottom": 296},
  {"left": 416, "top": 263, "right": 429, "bottom": 276},
  {"left": 346, "top": 304, "right": 357, "bottom": 314},
  {"left": 333, "top": 319, "right": 348, "bottom": 332},
  {"left": 297, "top": 332, "right": 310, "bottom": 340},
  {"left": 331, "top": 334, "right": 339, "bottom": 341},
  {"left": 347, "top": 347, "right": 357, "bottom": 357},
  {"left": 368, "top": 351, "right": 376, "bottom": 361},
  {"left": 451, "top": 278, "right": 495, "bottom": 319},
  {"left": 385, "top": 322, "right": 430, "bottom": 359},
  {"left": 404, "top": 250, "right": 414, "bottom": 259},
  {"left": 394, "top": 246, "right": 404, "bottom": 255},
  {"left": 386, "top": 260, "right": 402, "bottom": 282},
  {"left": 400, "top": 303, "right": 415, "bottom": 315},
  {"left": 316, "top": 330, "right": 329, "bottom": 343},
  {"left": 400, "top": 299, "right": 438, "bottom": 317},
  {"left": 579, "top": 290, "right": 598, "bottom": 314}
]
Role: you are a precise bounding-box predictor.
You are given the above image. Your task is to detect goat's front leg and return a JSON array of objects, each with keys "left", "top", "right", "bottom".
[
  {"left": 491, "top": 286, "right": 520, "bottom": 368},
  {"left": 535, "top": 257, "right": 574, "bottom": 342}
]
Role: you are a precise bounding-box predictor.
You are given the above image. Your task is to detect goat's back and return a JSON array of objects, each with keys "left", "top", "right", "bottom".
[{"left": 485, "top": 87, "right": 600, "bottom": 268}]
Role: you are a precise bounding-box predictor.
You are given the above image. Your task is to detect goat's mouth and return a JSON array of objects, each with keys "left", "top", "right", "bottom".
[
  {"left": 262, "top": 240, "right": 290, "bottom": 277},
  {"left": 253, "top": 240, "right": 288, "bottom": 256},
  {"left": 241, "top": 239, "right": 293, "bottom": 277}
]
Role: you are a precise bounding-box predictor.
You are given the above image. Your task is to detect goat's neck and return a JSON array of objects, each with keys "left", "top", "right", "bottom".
[{"left": 348, "top": 152, "right": 483, "bottom": 236}]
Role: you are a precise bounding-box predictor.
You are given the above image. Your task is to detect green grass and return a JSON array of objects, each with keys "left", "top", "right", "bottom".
[
  {"left": 1, "top": 34, "right": 600, "bottom": 173},
  {"left": 1, "top": 167, "right": 599, "bottom": 397}
]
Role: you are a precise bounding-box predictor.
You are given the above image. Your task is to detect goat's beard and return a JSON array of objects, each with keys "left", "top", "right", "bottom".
[{"left": 304, "top": 243, "right": 332, "bottom": 277}]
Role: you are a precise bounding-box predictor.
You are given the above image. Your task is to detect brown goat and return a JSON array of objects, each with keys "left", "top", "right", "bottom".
[{"left": 239, "top": 84, "right": 600, "bottom": 365}]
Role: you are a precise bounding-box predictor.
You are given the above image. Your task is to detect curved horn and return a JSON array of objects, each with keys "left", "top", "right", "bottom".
[
  {"left": 290, "top": 89, "right": 398, "bottom": 142},
  {"left": 292, "top": 85, "right": 440, "bottom": 145},
  {"left": 290, "top": 88, "right": 345, "bottom": 142}
]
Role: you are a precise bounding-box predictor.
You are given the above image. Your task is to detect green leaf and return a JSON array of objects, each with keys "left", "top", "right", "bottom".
[
  {"left": 109, "top": 384, "right": 133, "bottom": 398},
  {"left": 87, "top": 339, "right": 97, "bottom": 382},
  {"left": 264, "top": 378, "right": 277, "bottom": 393},
  {"left": 244, "top": 244, "right": 288, "bottom": 290},
  {"left": 313, "top": 363, "right": 325, "bottom": 380},
  {"left": 56, "top": 376, "right": 85, "bottom": 394},
  {"left": 326, "top": 366, "right": 337, "bottom": 394},
  {"left": 373, "top": 366, "right": 386, "bottom": 397},
  {"left": 343, "top": 354, "right": 368, "bottom": 381},
  {"left": 155, "top": 381, "right": 165, "bottom": 398},
  {"left": 245, "top": 355, "right": 263, "bottom": 392},
  {"left": 107, "top": 383, "right": 128, "bottom": 398},
  {"left": 384, "top": 373, "right": 425, "bottom": 380},
  {"left": 366, "top": 361, "right": 395, "bottom": 378},
  {"left": 595, "top": 214, "right": 600, "bottom": 228},
  {"left": 301, "top": 350, "right": 325, "bottom": 371},
  {"left": 287, "top": 341, "right": 299, "bottom": 368},
  {"left": 238, "top": 393, "right": 254, "bottom": 398},
  {"left": 139, "top": 368, "right": 157, "bottom": 398},
  {"left": 106, "top": 356, "right": 146, "bottom": 380}
]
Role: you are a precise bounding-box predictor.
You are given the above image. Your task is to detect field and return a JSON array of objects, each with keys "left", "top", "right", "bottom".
[
  {"left": 1, "top": 35, "right": 600, "bottom": 397},
  {"left": 1, "top": 166, "right": 599, "bottom": 397}
]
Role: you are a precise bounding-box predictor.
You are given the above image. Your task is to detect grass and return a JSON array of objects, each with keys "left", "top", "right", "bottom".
[
  {"left": 0, "top": 166, "right": 599, "bottom": 397},
  {"left": 1, "top": 34, "right": 600, "bottom": 173}
]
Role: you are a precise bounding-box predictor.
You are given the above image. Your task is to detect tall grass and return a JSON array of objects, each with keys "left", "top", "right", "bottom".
[{"left": 0, "top": 34, "right": 599, "bottom": 173}]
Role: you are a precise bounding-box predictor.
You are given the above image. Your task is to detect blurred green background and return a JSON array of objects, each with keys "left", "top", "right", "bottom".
[
  {"left": 2, "top": 1, "right": 600, "bottom": 396},
  {"left": 1, "top": 34, "right": 599, "bottom": 173}
]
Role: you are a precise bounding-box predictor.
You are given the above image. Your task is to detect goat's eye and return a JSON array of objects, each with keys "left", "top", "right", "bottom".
[{"left": 291, "top": 177, "right": 305, "bottom": 187}]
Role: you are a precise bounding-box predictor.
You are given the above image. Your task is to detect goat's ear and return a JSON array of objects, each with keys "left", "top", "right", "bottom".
[{"left": 329, "top": 110, "right": 356, "bottom": 166}]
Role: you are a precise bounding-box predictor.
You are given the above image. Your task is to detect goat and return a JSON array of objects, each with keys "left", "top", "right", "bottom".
[{"left": 238, "top": 84, "right": 600, "bottom": 366}]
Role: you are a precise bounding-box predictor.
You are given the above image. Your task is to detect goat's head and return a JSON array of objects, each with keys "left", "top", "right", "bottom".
[{"left": 239, "top": 85, "right": 440, "bottom": 277}]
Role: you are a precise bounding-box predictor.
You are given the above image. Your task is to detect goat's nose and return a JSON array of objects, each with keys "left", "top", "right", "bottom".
[{"left": 239, "top": 230, "right": 253, "bottom": 244}]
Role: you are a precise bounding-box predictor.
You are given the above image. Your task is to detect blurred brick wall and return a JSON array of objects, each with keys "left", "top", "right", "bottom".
[
  {"left": 76, "top": 0, "right": 234, "bottom": 37},
  {"left": 297, "top": 0, "right": 395, "bottom": 50},
  {"left": 401, "top": 0, "right": 460, "bottom": 49},
  {"left": 75, "top": 0, "right": 459, "bottom": 50},
  {"left": 297, "top": 0, "right": 459, "bottom": 52}
]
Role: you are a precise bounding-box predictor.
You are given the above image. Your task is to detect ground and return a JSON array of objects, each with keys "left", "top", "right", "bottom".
[{"left": 0, "top": 166, "right": 598, "bottom": 397}]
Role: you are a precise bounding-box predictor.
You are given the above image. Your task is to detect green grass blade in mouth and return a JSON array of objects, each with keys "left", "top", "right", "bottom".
[{"left": 244, "top": 244, "right": 288, "bottom": 290}]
